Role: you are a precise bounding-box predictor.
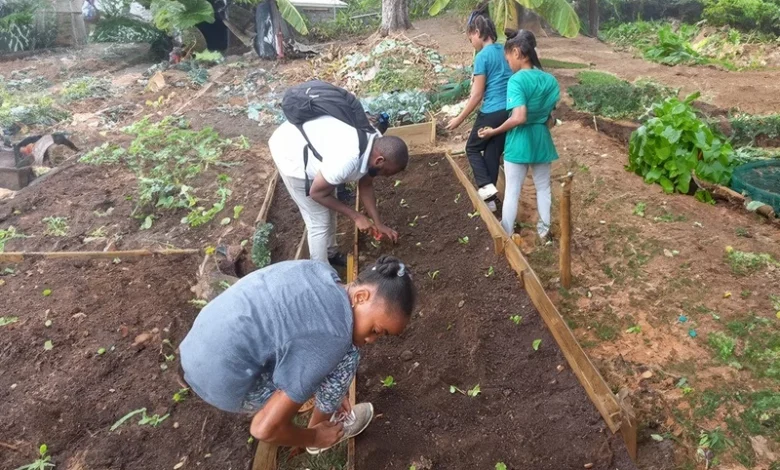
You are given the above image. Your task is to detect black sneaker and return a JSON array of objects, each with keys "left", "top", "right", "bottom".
[{"left": 328, "top": 253, "right": 347, "bottom": 267}]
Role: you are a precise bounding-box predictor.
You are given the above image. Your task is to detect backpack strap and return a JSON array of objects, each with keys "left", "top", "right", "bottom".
[{"left": 296, "top": 124, "right": 323, "bottom": 197}]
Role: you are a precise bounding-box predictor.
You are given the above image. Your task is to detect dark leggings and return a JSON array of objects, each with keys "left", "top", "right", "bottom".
[{"left": 466, "top": 109, "right": 509, "bottom": 188}]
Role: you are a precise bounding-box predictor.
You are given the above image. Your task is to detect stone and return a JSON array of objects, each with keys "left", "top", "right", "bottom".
[{"left": 400, "top": 350, "right": 414, "bottom": 361}]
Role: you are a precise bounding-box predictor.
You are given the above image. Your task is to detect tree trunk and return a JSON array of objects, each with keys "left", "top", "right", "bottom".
[
  {"left": 588, "top": 0, "right": 599, "bottom": 37},
  {"left": 379, "top": 0, "right": 411, "bottom": 36}
]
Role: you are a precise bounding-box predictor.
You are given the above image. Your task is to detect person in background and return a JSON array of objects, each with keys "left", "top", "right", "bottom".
[
  {"left": 446, "top": 14, "right": 513, "bottom": 212},
  {"left": 269, "top": 115, "right": 408, "bottom": 266},
  {"left": 180, "top": 256, "right": 416, "bottom": 454},
  {"left": 478, "top": 30, "right": 560, "bottom": 239}
]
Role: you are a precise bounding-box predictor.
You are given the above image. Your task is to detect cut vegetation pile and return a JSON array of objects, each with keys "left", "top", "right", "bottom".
[{"left": 568, "top": 71, "right": 677, "bottom": 120}]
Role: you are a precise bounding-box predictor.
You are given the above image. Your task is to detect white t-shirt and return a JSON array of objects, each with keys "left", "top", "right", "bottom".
[{"left": 269, "top": 116, "right": 377, "bottom": 185}]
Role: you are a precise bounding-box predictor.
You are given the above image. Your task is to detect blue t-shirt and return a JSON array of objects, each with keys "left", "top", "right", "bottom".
[
  {"left": 474, "top": 43, "right": 513, "bottom": 113},
  {"left": 180, "top": 261, "right": 353, "bottom": 412}
]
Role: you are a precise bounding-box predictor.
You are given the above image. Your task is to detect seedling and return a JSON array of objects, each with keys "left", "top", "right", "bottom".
[
  {"left": 428, "top": 161, "right": 438, "bottom": 167},
  {"left": 110, "top": 407, "right": 169, "bottom": 431},
  {"left": 220, "top": 217, "right": 231, "bottom": 225},
  {"left": 651, "top": 434, "right": 664, "bottom": 442},
  {"left": 467, "top": 210, "right": 480, "bottom": 219},
  {"left": 454, "top": 193, "right": 461, "bottom": 203},
  {"left": 15, "top": 443, "right": 54, "bottom": 470},
  {"left": 485, "top": 266, "right": 494, "bottom": 277},
  {"left": 204, "top": 246, "right": 216, "bottom": 255},
  {"left": 626, "top": 325, "right": 642, "bottom": 334},
  {"left": 87, "top": 226, "right": 108, "bottom": 238},
  {"left": 164, "top": 354, "right": 176, "bottom": 362},
  {"left": 449, "top": 385, "right": 465, "bottom": 395},
  {"left": 467, "top": 384, "right": 481, "bottom": 397},
  {"left": 42, "top": 289, "right": 52, "bottom": 297},
  {"left": 43, "top": 216, "right": 69, "bottom": 237},
  {"left": 97, "top": 347, "right": 106, "bottom": 355},
  {"left": 140, "top": 215, "right": 154, "bottom": 230},
  {"left": 458, "top": 236, "right": 469, "bottom": 245},
  {"left": 233, "top": 205, "right": 244, "bottom": 219},
  {"left": 400, "top": 199, "right": 409, "bottom": 207},
  {"left": 370, "top": 240, "right": 381, "bottom": 248},
  {"left": 496, "top": 463, "right": 507, "bottom": 470},
  {"left": 173, "top": 387, "right": 190, "bottom": 403},
  {"left": 408, "top": 216, "right": 419, "bottom": 227},
  {"left": 427, "top": 270, "right": 440, "bottom": 280},
  {"left": 43, "top": 340, "right": 53, "bottom": 351},
  {"left": 381, "top": 376, "right": 396, "bottom": 388},
  {"left": 394, "top": 180, "right": 402, "bottom": 187},
  {"left": 532, "top": 339, "right": 542, "bottom": 351},
  {"left": 632, "top": 202, "right": 646, "bottom": 217},
  {"left": 0, "top": 316, "right": 19, "bottom": 326},
  {"left": 138, "top": 411, "right": 169, "bottom": 427},
  {"left": 218, "top": 280, "right": 231, "bottom": 291},
  {"left": 188, "top": 299, "right": 207, "bottom": 308},
  {"left": 510, "top": 315, "right": 522, "bottom": 325}
]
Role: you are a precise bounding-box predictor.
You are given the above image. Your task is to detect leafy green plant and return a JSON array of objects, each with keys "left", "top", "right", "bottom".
[
  {"left": 110, "top": 407, "right": 169, "bottom": 430},
  {"left": 708, "top": 332, "right": 737, "bottom": 361},
  {"left": 726, "top": 249, "right": 778, "bottom": 275},
  {"left": 42, "top": 288, "right": 52, "bottom": 297},
  {"left": 729, "top": 113, "right": 780, "bottom": 145},
  {"left": 150, "top": 0, "right": 214, "bottom": 34},
  {"left": 495, "top": 463, "right": 507, "bottom": 470},
  {"left": 0, "top": 226, "right": 28, "bottom": 252},
  {"left": 42, "top": 217, "right": 68, "bottom": 237},
  {"left": 632, "top": 202, "right": 646, "bottom": 217},
  {"left": 628, "top": 92, "right": 736, "bottom": 194},
  {"left": 644, "top": 25, "right": 706, "bottom": 66},
  {"left": 60, "top": 76, "right": 112, "bottom": 102},
  {"left": 698, "top": 427, "right": 734, "bottom": 453},
  {"left": 233, "top": 205, "right": 244, "bottom": 219},
  {"left": 251, "top": 222, "right": 274, "bottom": 268},
  {"left": 485, "top": 266, "right": 494, "bottom": 277},
  {"left": 43, "top": 340, "right": 53, "bottom": 351},
  {"left": 97, "top": 347, "right": 107, "bottom": 355},
  {"left": 14, "top": 443, "right": 54, "bottom": 470},
  {"left": 510, "top": 315, "right": 522, "bottom": 325},
  {"left": 381, "top": 376, "right": 396, "bottom": 388},
  {"left": 703, "top": 0, "right": 780, "bottom": 35},
  {"left": 626, "top": 325, "right": 642, "bottom": 334},
  {"left": 193, "top": 50, "right": 224, "bottom": 65},
  {"left": 458, "top": 236, "right": 469, "bottom": 245},
  {"left": 467, "top": 384, "right": 481, "bottom": 397},
  {"left": 0, "top": 316, "right": 19, "bottom": 326},
  {"left": 532, "top": 339, "right": 542, "bottom": 351}
]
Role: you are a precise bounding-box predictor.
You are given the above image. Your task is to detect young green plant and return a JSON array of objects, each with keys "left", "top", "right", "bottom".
[
  {"left": 382, "top": 376, "right": 396, "bottom": 388},
  {"left": 15, "top": 443, "right": 54, "bottom": 470}
]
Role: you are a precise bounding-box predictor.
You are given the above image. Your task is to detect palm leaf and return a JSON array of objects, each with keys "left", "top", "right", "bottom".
[
  {"left": 515, "top": 0, "right": 579, "bottom": 38},
  {"left": 428, "top": 0, "right": 452, "bottom": 16},
  {"left": 277, "top": 0, "right": 308, "bottom": 35},
  {"left": 150, "top": 0, "right": 213, "bottom": 33}
]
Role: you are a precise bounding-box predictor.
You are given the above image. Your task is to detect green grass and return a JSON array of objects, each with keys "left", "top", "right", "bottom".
[
  {"left": 60, "top": 76, "right": 113, "bottom": 102},
  {"left": 567, "top": 71, "right": 677, "bottom": 120},
  {"left": 708, "top": 315, "right": 779, "bottom": 381},
  {"left": 726, "top": 249, "right": 779, "bottom": 275},
  {"left": 540, "top": 58, "right": 588, "bottom": 69}
]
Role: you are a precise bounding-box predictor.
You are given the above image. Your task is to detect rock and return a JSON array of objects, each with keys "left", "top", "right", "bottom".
[
  {"left": 640, "top": 370, "right": 653, "bottom": 379},
  {"left": 400, "top": 350, "right": 414, "bottom": 361},
  {"left": 584, "top": 463, "right": 594, "bottom": 469},
  {"left": 503, "top": 389, "right": 512, "bottom": 397},
  {"left": 0, "top": 188, "right": 15, "bottom": 200},
  {"left": 10, "top": 383, "right": 17, "bottom": 390},
  {"left": 750, "top": 436, "right": 778, "bottom": 462},
  {"left": 458, "top": 300, "right": 465, "bottom": 308},
  {"left": 173, "top": 422, "right": 180, "bottom": 429},
  {"left": 556, "top": 364, "right": 564, "bottom": 373},
  {"left": 132, "top": 332, "right": 153, "bottom": 347}
]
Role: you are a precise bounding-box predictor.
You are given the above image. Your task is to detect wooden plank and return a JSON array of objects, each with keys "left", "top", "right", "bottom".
[
  {"left": 255, "top": 169, "right": 279, "bottom": 225},
  {"left": 445, "top": 152, "right": 629, "bottom": 439},
  {"left": 346, "top": 191, "right": 360, "bottom": 470},
  {"left": 559, "top": 176, "right": 573, "bottom": 289},
  {"left": 385, "top": 121, "right": 436, "bottom": 148},
  {"left": 0, "top": 248, "right": 199, "bottom": 263},
  {"left": 293, "top": 229, "right": 309, "bottom": 261},
  {"left": 252, "top": 442, "right": 277, "bottom": 470}
]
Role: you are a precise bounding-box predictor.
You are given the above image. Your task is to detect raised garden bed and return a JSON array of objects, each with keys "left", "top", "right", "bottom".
[{"left": 352, "top": 154, "right": 637, "bottom": 470}]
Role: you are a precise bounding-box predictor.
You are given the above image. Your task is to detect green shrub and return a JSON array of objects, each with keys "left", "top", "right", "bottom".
[
  {"left": 568, "top": 72, "right": 677, "bottom": 119},
  {"left": 628, "top": 92, "right": 736, "bottom": 193},
  {"left": 703, "top": 0, "right": 780, "bottom": 35},
  {"left": 643, "top": 25, "right": 706, "bottom": 66},
  {"left": 729, "top": 113, "right": 780, "bottom": 145}
]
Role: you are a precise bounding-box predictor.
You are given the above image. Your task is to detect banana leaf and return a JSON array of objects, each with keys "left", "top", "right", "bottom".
[{"left": 276, "top": 0, "right": 308, "bottom": 35}]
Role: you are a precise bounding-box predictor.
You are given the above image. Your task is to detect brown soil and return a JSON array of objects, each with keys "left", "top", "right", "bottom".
[{"left": 354, "top": 156, "right": 642, "bottom": 470}]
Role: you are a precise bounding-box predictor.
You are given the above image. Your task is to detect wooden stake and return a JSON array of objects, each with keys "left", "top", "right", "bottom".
[
  {"left": 559, "top": 175, "right": 573, "bottom": 289},
  {"left": 251, "top": 441, "right": 277, "bottom": 470},
  {"left": 346, "top": 190, "right": 360, "bottom": 470},
  {"left": 294, "top": 229, "right": 309, "bottom": 261},
  {"left": 255, "top": 169, "right": 279, "bottom": 226},
  {"left": 0, "top": 248, "right": 199, "bottom": 263}
]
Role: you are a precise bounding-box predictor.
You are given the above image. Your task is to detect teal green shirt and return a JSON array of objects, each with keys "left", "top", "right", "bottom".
[
  {"left": 473, "top": 43, "right": 513, "bottom": 113},
  {"left": 504, "top": 69, "right": 560, "bottom": 164}
]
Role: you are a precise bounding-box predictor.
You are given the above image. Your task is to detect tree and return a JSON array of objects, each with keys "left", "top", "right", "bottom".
[
  {"left": 588, "top": 0, "right": 598, "bottom": 36},
  {"left": 380, "top": 0, "right": 412, "bottom": 35},
  {"left": 429, "top": 0, "right": 579, "bottom": 38}
]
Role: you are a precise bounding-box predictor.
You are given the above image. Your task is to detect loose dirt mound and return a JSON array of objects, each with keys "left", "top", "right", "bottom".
[{"left": 354, "top": 155, "right": 641, "bottom": 470}]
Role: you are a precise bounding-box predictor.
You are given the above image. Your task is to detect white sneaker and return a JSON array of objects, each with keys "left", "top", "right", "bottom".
[
  {"left": 306, "top": 403, "right": 374, "bottom": 455},
  {"left": 478, "top": 184, "right": 498, "bottom": 201},
  {"left": 486, "top": 200, "right": 497, "bottom": 212}
]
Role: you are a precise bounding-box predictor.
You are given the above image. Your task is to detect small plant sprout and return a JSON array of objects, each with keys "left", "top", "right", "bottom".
[
  {"left": 394, "top": 179, "right": 402, "bottom": 187},
  {"left": 532, "top": 339, "right": 542, "bottom": 351},
  {"left": 15, "top": 443, "right": 54, "bottom": 470},
  {"left": 138, "top": 411, "right": 170, "bottom": 427},
  {"left": 370, "top": 240, "right": 381, "bottom": 249},
  {"left": 427, "top": 270, "right": 440, "bottom": 280},
  {"left": 400, "top": 199, "right": 409, "bottom": 208},
  {"left": 220, "top": 217, "right": 231, "bottom": 226},
  {"left": 449, "top": 385, "right": 465, "bottom": 395},
  {"left": 173, "top": 387, "right": 190, "bottom": 403},
  {"left": 458, "top": 236, "right": 469, "bottom": 245},
  {"left": 381, "top": 376, "right": 396, "bottom": 388},
  {"left": 632, "top": 202, "right": 647, "bottom": 217},
  {"left": 510, "top": 315, "right": 522, "bottom": 325},
  {"left": 204, "top": 246, "right": 216, "bottom": 255},
  {"left": 467, "top": 210, "right": 480, "bottom": 219},
  {"left": 408, "top": 216, "right": 419, "bottom": 227},
  {"left": 428, "top": 160, "right": 439, "bottom": 167},
  {"left": 43, "top": 340, "right": 53, "bottom": 351},
  {"left": 485, "top": 266, "right": 495, "bottom": 277},
  {"left": 651, "top": 434, "right": 664, "bottom": 442},
  {"left": 233, "top": 205, "right": 244, "bottom": 219},
  {"left": 188, "top": 299, "right": 207, "bottom": 308},
  {"left": 97, "top": 347, "right": 107, "bottom": 355},
  {"left": 454, "top": 193, "right": 461, "bottom": 203},
  {"left": 467, "top": 384, "right": 481, "bottom": 397},
  {"left": 626, "top": 325, "right": 642, "bottom": 334},
  {"left": 218, "top": 280, "right": 231, "bottom": 291},
  {"left": 496, "top": 463, "right": 508, "bottom": 470},
  {"left": 43, "top": 216, "right": 69, "bottom": 237},
  {"left": 42, "top": 289, "right": 52, "bottom": 297},
  {"left": 0, "top": 316, "right": 19, "bottom": 327}
]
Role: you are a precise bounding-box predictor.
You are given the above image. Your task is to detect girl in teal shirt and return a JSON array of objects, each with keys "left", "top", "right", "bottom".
[{"left": 479, "top": 30, "right": 560, "bottom": 239}]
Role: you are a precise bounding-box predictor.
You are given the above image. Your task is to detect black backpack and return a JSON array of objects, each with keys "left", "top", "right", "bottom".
[{"left": 281, "top": 80, "right": 376, "bottom": 195}]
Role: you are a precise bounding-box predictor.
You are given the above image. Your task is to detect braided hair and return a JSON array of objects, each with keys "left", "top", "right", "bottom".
[
  {"left": 355, "top": 255, "right": 416, "bottom": 317},
  {"left": 467, "top": 14, "right": 498, "bottom": 42}
]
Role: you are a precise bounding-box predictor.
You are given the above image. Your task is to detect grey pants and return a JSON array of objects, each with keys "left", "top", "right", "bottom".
[{"left": 278, "top": 173, "right": 339, "bottom": 264}]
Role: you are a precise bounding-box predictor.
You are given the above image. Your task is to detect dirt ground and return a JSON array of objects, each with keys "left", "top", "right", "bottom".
[
  {"left": 354, "top": 155, "right": 640, "bottom": 470},
  {"left": 2, "top": 12, "right": 779, "bottom": 470}
]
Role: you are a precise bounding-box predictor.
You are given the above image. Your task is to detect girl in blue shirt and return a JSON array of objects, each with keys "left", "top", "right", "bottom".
[{"left": 446, "top": 13, "right": 513, "bottom": 212}]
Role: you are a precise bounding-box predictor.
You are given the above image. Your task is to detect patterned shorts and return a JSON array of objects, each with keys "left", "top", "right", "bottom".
[{"left": 242, "top": 345, "right": 360, "bottom": 415}]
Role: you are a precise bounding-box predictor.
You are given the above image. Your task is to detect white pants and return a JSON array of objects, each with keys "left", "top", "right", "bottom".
[
  {"left": 278, "top": 172, "right": 338, "bottom": 264},
  {"left": 501, "top": 162, "right": 552, "bottom": 237}
]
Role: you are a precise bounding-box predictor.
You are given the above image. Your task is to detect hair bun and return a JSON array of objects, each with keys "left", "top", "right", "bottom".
[
  {"left": 374, "top": 255, "right": 404, "bottom": 277},
  {"left": 505, "top": 28, "right": 519, "bottom": 39}
]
